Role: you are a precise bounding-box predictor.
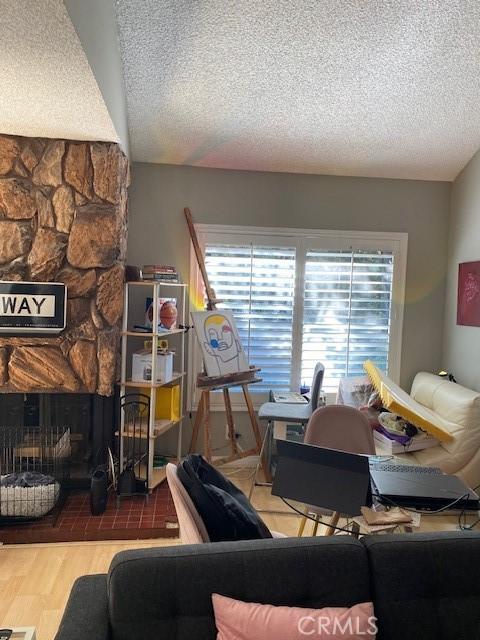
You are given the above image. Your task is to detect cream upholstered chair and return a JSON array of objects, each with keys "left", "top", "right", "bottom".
[
  {"left": 166, "top": 463, "right": 286, "bottom": 543},
  {"left": 399, "top": 373, "right": 480, "bottom": 489},
  {"left": 166, "top": 463, "right": 210, "bottom": 543},
  {"left": 297, "top": 405, "right": 376, "bottom": 537}
]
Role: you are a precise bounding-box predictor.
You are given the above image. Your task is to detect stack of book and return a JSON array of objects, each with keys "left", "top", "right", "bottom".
[
  {"left": 373, "top": 428, "right": 439, "bottom": 454},
  {"left": 141, "top": 265, "right": 179, "bottom": 283}
]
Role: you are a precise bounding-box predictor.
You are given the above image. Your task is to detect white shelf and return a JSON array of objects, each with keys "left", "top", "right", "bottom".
[
  {"left": 146, "top": 465, "right": 167, "bottom": 488},
  {"left": 116, "top": 417, "right": 183, "bottom": 440},
  {"left": 127, "top": 280, "right": 187, "bottom": 288},
  {"left": 122, "top": 372, "right": 185, "bottom": 389},
  {"left": 121, "top": 328, "right": 186, "bottom": 337},
  {"left": 120, "top": 280, "right": 187, "bottom": 490}
]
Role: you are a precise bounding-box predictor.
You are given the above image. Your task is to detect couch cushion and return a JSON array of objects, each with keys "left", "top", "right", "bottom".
[
  {"left": 411, "top": 372, "right": 480, "bottom": 472},
  {"left": 362, "top": 531, "right": 480, "bottom": 640},
  {"left": 212, "top": 593, "right": 376, "bottom": 639},
  {"left": 107, "top": 537, "right": 371, "bottom": 640}
]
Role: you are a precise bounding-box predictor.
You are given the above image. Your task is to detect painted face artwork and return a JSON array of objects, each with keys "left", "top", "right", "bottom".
[
  {"left": 191, "top": 310, "right": 249, "bottom": 376},
  {"left": 204, "top": 315, "right": 238, "bottom": 364}
]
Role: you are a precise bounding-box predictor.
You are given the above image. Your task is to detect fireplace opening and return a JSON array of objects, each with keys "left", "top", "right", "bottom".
[{"left": 0, "top": 392, "right": 117, "bottom": 488}]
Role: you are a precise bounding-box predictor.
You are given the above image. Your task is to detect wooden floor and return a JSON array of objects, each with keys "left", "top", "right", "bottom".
[{"left": 0, "top": 469, "right": 477, "bottom": 640}]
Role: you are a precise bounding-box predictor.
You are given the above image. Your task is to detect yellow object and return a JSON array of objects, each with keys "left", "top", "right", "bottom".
[
  {"left": 149, "top": 385, "right": 181, "bottom": 421},
  {"left": 363, "top": 360, "right": 454, "bottom": 443}
]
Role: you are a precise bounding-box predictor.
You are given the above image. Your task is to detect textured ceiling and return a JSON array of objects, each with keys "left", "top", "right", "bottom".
[
  {"left": 0, "top": 0, "right": 118, "bottom": 142},
  {"left": 116, "top": 0, "right": 480, "bottom": 181}
]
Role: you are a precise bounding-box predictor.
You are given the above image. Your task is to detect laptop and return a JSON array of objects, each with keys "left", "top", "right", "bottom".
[
  {"left": 273, "top": 439, "right": 480, "bottom": 515},
  {"left": 370, "top": 463, "right": 480, "bottom": 511},
  {"left": 272, "top": 439, "right": 372, "bottom": 516}
]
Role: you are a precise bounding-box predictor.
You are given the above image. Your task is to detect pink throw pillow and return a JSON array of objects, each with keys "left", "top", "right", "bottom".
[{"left": 212, "top": 593, "right": 377, "bottom": 640}]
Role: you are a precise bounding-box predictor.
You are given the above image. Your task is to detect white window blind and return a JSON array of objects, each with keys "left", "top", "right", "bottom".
[
  {"left": 195, "top": 225, "right": 406, "bottom": 405},
  {"left": 204, "top": 243, "right": 296, "bottom": 392},
  {"left": 301, "top": 249, "right": 394, "bottom": 393}
]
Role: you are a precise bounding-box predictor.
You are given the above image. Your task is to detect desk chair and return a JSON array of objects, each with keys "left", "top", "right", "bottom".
[
  {"left": 297, "top": 405, "right": 375, "bottom": 537},
  {"left": 167, "top": 463, "right": 287, "bottom": 543},
  {"left": 249, "top": 363, "right": 325, "bottom": 503}
]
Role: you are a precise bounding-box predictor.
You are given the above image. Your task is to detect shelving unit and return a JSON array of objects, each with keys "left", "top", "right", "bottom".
[{"left": 119, "top": 281, "right": 188, "bottom": 490}]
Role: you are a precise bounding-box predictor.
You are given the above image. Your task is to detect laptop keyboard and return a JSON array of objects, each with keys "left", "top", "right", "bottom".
[{"left": 370, "top": 463, "right": 443, "bottom": 475}]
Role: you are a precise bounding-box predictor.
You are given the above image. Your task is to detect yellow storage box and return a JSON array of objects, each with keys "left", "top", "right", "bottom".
[{"left": 148, "top": 385, "right": 181, "bottom": 422}]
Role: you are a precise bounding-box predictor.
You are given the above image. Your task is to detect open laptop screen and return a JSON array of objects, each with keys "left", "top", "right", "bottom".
[{"left": 271, "top": 439, "right": 372, "bottom": 516}]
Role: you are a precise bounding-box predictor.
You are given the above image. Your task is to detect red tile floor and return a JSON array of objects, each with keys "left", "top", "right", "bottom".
[{"left": 0, "top": 482, "right": 179, "bottom": 544}]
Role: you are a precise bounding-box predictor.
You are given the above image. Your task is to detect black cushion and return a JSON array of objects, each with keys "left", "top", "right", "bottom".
[
  {"left": 107, "top": 536, "right": 371, "bottom": 640},
  {"left": 177, "top": 454, "right": 272, "bottom": 542},
  {"left": 362, "top": 531, "right": 480, "bottom": 640}
]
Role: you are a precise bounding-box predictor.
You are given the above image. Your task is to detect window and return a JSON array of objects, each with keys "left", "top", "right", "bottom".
[
  {"left": 301, "top": 249, "right": 394, "bottom": 392},
  {"left": 204, "top": 243, "right": 296, "bottom": 392},
  {"left": 191, "top": 225, "right": 407, "bottom": 405}
]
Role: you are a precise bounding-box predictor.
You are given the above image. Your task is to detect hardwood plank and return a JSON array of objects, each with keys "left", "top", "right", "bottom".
[{"left": 0, "top": 470, "right": 476, "bottom": 640}]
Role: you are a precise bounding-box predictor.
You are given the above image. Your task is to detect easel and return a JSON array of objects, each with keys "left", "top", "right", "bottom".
[{"left": 184, "top": 207, "right": 270, "bottom": 477}]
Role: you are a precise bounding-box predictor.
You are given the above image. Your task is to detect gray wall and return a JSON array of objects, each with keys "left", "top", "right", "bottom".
[
  {"left": 443, "top": 150, "right": 480, "bottom": 391},
  {"left": 127, "top": 162, "right": 450, "bottom": 453},
  {"left": 128, "top": 162, "right": 450, "bottom": 389},
  {"left": 65, "top": 0, "right": 130, "bottom": 157}
]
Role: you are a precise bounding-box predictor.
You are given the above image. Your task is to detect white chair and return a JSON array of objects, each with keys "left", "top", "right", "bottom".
[
  {"left": 166, "top": 462, "right": 286, "bottom": 542},
  {"left": 166, "top": 463, "right": 210, "bottom": 543},
  {"left": 250, "top": 363, "right": 325, "bottom": 502}
]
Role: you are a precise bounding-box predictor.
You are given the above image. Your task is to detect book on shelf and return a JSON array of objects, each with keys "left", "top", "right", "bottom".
[
  {"left": 142, "top": 276, "right": 180, "bottom": 283},
  {"left": 143, "top": 264, "right": 176, "bottom": 271},
  {"left": 142, "top": 265, "right": 177, "bottom": 274},
  {"left": 142, "top": 272, "right": 178, "bottom": 278},
  {"left": 141, "top": 264, "right": 179, "bottom": 283}
]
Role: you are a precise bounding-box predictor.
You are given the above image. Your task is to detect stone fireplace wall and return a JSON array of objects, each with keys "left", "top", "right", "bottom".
[{"left": 0, "top": 134, "right": 128, "bottom": 396}]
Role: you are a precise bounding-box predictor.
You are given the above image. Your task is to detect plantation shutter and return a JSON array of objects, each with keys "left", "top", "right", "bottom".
[
  {"left": 204, "top": 243, "right": 296, "bottom": 392},
  {"left": 301, "top": 249, "right": 394, "bottom": 392}
]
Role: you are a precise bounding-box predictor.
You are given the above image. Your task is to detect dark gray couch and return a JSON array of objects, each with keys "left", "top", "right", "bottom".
[{"left": 55, "top": 531, "right": 480, "bottom": 640}]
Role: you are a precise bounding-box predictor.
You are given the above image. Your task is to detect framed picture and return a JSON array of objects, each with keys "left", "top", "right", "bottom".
[
  {"left": 457, "top": 261, "right": 480, "bottom": 327},
  {"left": 191, "top": 310, "right": 249, "bottom": 376}
]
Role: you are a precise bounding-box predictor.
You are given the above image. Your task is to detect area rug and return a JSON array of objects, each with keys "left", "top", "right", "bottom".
[{"left": 0, "top": 481, "right": 179, "bottom": 544}]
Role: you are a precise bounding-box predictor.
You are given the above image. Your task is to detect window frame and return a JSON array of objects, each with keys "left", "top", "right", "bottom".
[{"left": 188, "top": 224, "right": 408, "bottom": 411}]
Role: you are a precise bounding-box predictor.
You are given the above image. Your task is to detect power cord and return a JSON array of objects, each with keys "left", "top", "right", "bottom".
[
  {"left": 458, "top": 511, "right": 480, "bottom": 531},
  {"left": 280, "top": 497, "right": 358, "bottom": 535},
  {"left": 458, "top": 483, "right": 480, "bottom": 531},
  {"left": 372, "top": 492, "right": 470, "bottom": 515}
]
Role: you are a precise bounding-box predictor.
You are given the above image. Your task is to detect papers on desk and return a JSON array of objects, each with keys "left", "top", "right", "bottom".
[
  {"left": 352, "top": 506, "right": 421, "bottom": 533},
  {"left": 272, "top": 392, "right": 308, "bottom": 404}
]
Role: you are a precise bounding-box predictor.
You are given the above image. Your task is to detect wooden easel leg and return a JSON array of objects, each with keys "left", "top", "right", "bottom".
[
  {"left": 223, "top": 388, "right": 239, "bottom": 456},
  {"left": 189, "top": 392, "right": 204, "bottom": 453},
  {"left": 325, "top": 511, "right": 340, "bottom": 536},
  {"left": 203, "top": 390, "right": 212, "bottom": 462},
  {"left": 241, "top": 384, "right": 263, "bottom": 451},
  {"left": 241, "top": 384, "right": 271, "bottom": 482},
  {"left": 297, "top": 506, "right": 309, "bottom": 537}
]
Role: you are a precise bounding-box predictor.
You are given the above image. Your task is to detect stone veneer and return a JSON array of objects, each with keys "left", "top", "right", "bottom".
[{"left": 0, "top": 134, "right": 129, "bottom": 396}]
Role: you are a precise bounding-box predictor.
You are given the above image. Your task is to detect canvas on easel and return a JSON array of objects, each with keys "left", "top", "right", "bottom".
[{"left": 191, "top": 310, "right": 249, "bottom": 376}]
